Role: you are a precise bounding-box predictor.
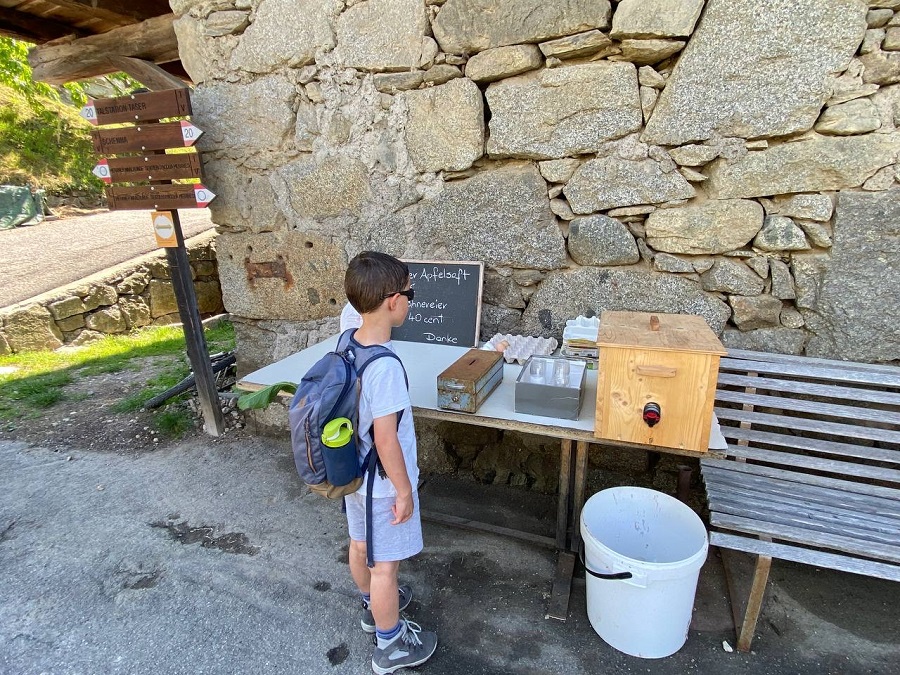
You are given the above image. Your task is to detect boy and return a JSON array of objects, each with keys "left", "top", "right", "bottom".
[{"left": 343, "top": 251, "right": 438, "bottom": 674}]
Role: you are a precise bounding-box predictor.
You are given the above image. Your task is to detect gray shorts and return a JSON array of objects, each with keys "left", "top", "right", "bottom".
[{"left": 345, "top": 491, "right": 423, "bottom": 563}]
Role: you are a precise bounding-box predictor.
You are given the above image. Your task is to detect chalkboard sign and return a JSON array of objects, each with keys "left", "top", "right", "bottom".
[{"left": 391, "top": 260, "right": 484, "bottom": 347}]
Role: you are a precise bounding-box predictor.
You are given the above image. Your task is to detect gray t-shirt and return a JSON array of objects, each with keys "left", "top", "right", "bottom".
[{"left": 356, "top": 341, "right": 418, "bottom": 498}]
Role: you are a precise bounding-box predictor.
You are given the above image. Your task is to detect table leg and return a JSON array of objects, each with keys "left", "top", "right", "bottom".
[
  {"left": 570, "top": 440, "right": 589, "bottom": 554},
  {"left": 547, "top": 439, "right": 576, "bottom": 622},
  {"left": 556, "top": 439, "right": 574, "bottom": 550},
  {"left": 545, "top": 551, "right": 575, "bottom": 621}
]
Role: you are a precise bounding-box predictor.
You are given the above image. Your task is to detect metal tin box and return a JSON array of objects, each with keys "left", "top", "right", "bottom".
[
  {"left": 437, "top": 349, "right": 504, "bottom": 413},
  {"left": 515, "top": 356, "right": 586, "bottom": 420}
]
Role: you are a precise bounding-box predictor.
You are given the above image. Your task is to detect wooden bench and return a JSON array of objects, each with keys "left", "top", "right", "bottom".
[{"left": 700, "top": 348, "right": 900, "bottom": 652}]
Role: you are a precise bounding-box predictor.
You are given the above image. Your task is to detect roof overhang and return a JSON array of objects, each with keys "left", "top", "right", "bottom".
[{"left": 0, "top": 1, "right": 188, "bottom": 85}]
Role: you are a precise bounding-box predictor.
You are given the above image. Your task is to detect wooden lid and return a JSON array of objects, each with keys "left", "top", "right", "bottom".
[
  {"left": 597, "top": 311, "right": 726, "bottom": 355},
  {"left": 437, "top": 348, "right": 503, "bottom": 382}
]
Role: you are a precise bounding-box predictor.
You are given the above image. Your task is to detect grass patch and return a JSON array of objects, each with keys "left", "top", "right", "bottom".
[
  {"left": 0, "top": 321, "right": 235, "bottom": 423},
  {"left": 154, "top": 409, "right": 195, "bottom": 437},
  {"left": 0, "top": 370, "right": 74, "bottom": 419},
  {"left": 112, "top": 363, "right": 191, "bottom": 413},
  {"left": 204, "top": 321, "right": 236, "bottom": 353}
]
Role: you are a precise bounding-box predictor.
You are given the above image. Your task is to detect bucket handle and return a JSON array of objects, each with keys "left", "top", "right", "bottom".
[{"left": 579, "top": 549, "right": 632, "bottom": 580}]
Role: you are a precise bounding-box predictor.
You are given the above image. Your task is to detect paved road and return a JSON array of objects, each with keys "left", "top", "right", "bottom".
[{"left": 0, "top": 209, "right": 214, "bottom": 309}]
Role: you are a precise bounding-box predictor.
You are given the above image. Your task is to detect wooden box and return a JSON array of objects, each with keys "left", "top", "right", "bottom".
[
  {"left": 595, "top": 311, "right": 726, "bottom": 452},
  {"left": 437, "top": 349, "right": 504, "bottom": 414}
]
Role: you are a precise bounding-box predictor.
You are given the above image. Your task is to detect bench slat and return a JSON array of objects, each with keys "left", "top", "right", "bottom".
[
  {"left": 706, "top": 481, "right": 900, "bottom": 543},
  {"left": 715, "top": 389, "right": 900, "bottom": 426},
  {"left": 710, "top": 532, "right": 900, "bottom": 582},
  {"left": 725, "top": 349, "right": 900, "bottom": 377},
  {"left": 718, "top": 426, "right": 900, "bottom": 466},
  {"left": 702, "top": 464, "right": 900, "bottom": 517},
  {"left": 720, "top": 445, "right": 900, "bottom": 484},
  {"left": 705, "top": 487, "right": 900, "bottom": 537},
  {"left": 719, "top": 358, "right": 900, "bottom": 389},
  {"left": 710, "top": 513, "right": 900, "bottom": 565},
  {"left": 707, "top": 497, "right": 899, "bottom": 548},
  {"left": 717, "top": 372, "right": 900, "bottom": 406},
  {"left": 714, "top": 407, "right": 900, "bottom": 445},
  {"left": 701, "top": 457, "right": 900, "bottom": 500}
]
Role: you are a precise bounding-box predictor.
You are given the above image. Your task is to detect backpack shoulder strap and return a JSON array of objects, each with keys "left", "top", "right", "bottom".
[
  {"left": 336, "top": 328, "right": 356, "bottom": 352},
  {"left": 347, "top": 339, "right": 410, "bottom": 571}
]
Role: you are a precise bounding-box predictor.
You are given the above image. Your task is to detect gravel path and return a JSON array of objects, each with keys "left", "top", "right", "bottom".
[{"left": 0, "top": 209, "right": 214, "bottom": 309}]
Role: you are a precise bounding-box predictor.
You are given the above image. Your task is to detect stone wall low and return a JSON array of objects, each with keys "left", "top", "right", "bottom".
[{"left": 0, "top": 232, "right": 224, "bottom": 354}]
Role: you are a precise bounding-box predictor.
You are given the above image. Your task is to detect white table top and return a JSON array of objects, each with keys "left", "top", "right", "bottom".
[{"left": 239, "top": 336, "right": 727, "bottom": 453}]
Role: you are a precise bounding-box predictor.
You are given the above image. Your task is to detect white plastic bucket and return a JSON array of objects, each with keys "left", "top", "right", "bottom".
[{"left": 580, "top": 487, "right": 708, "bottom": 659}]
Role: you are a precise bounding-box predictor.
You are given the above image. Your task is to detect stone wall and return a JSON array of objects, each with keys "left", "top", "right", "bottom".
[
  {"left": 170, "top": 0, "right": 900, "bottom": 490},
  {"left": 0, "top": 232, "right": 224, "bottom": 353},
  {"left": 172, "top": 0, "right": 899, "bottom": 368}
]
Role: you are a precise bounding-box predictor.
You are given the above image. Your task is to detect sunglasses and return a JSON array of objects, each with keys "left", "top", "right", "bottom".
[{"left": 384, "top": 288, "right": 415, "bottom": 301}]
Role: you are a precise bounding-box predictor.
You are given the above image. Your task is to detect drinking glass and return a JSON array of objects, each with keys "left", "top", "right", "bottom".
[
  {"left": 528, "top": 358, "right": 545, "bottom": 383},
  {"left": 553, "top": 359, "right": 571, "bottom": 387}
]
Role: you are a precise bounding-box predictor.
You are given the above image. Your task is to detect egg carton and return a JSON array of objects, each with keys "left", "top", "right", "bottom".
[
  {"left": 563, "top": 315, "right": 600, "bottom": 344},
  {"left": 484, "top": 333, "right": 558, "bottom": 365}
]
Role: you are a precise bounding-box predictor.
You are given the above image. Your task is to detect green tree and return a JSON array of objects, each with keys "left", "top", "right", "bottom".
[
  {"left": 0, "top": 39, "right": 97, "bottom": 194},
  {"left": 0, "top": 38, "right": 53, "bottom": 98},
  {"left": 0, "top": 37, "right": 89, "bottom": 106},
  {"left": 0, "top": 37, "right": 142, "bottom": 197}
]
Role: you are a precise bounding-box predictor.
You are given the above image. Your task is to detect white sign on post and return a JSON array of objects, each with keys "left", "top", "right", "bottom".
[{"left": 152, "top": 211, "right": 178, "bottom": 248}]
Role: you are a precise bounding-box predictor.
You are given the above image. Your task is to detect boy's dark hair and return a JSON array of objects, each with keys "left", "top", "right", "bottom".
[{"left": 345, "top": 251, "right": 410, "bottom": 314}]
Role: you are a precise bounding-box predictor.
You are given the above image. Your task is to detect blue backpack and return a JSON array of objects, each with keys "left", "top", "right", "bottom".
[{"left": 288, "top": 329, "right": 407, "bottom": 567}]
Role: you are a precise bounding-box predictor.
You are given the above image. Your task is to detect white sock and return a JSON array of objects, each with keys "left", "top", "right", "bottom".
[{"left": 375, "top": 621, "right": 404, "bottom": 649}]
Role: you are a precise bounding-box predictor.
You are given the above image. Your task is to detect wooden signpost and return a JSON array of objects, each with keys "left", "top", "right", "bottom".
[
  {"left": 84, "top": 88, "right": 224, "bottom": 436},
  {"left": 92, "top": 154, "right": 203, "bottom": 184},
  {"left": 81, "top": 89, "right": 192, "bottom": 125},
  {"left": 104, "top": 183, "right": 216, "bottom": 210},
  {"left": 90, "top": 120, "right": 203, "bottom": 154}
]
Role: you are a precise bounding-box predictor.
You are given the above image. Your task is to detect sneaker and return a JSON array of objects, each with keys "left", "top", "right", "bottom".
[
  {"left": 361, "top": 584, "right": 413, "bottom": 633},
  {"left": 371, "top": 619, "right": 438, "bottom": 675}
]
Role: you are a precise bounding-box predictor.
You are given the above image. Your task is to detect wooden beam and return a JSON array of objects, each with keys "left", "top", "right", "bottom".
[
  {"left": 419, "top": 509, "right": 557, "bottom": 548},
  {"left": 0, "top": 8, "right": 85, "bottom": 43},
  {"left": 28, "top": 14, "right": 178, "bottom": 85},
  {"left": 111, "top": 57, "right": 190, "bottom": 91},
  {"left": 571, "top": 440, "right": 589, "bottom": 554},
  {"left": 38, "top": 1, "right": 173, "bottom": 26},
  {"left": 556, "top": 439, "right": 573, "bottom": 550},
  {"left": 545, "top": 552, "right": 575, "bottom": 621}
]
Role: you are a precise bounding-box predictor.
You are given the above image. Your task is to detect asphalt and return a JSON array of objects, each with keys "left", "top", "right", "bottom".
[
  {"left": 1, "top": 435, "right": 897, "bottom": 675},
  {"left": 0, "top": 209, "right": 214, "bottom": 309}
]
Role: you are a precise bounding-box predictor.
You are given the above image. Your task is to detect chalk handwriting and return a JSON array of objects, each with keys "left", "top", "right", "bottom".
[
  {"left": 415, "top": 266, "right": 471, "bottom": 285},
  {"left": 423, "top": 332, "right": 459, "bottom": 344}
]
